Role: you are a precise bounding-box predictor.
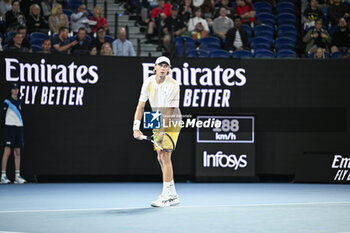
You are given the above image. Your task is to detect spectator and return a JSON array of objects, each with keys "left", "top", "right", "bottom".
[
  {"left": 201, "top": 0, "right": 216, "bottom": 24},
  {"left": 179, "top": 0, "right": 193, "bottom": 23},
  {"left": 213, "top": 6, "right": 233, "bottom": 41},
  {"left": 71, "top": 27, "right": 90, "bottom": 55},
  {"left": 89, "top": 45, "right": 97, "bottom": 55},
  {"left": 214, "top": 0, "right": 234, "bottom": 18},
  {"left": 331, "top": 17, "right": 350, "bottom": 53},
  {"left": 225, "top": 15, "right": 250, "bottom": 51},
  {"left": 71, "top": 4, "right": 91, "bottom": 34},
  {"left": 233, "top": 0, "right": 256, "bottom": 26},
  {"left": 303, "top": 0, "right": 324, "bottom": 30},
  {"left": 327, "top": 0, "right": 350, "bottom": 25},
  {"left": 27, "top": 4, "right": 49, "bottom": 34},
  {"left": 314, "top": 47, "right": 326, "bottom": 58},
  {"left": 40, "top": 0, "right": 52, "bottom": 21},
  {"left": 41, "top": 38, "right": 51, "bottom": 53},
  {"left": 0, "top": 0, "right": 12, "bottom": 18},
  {"left": 188, "top": 7, "right": 209, "bottom": 40},
  {"left": 20, "top": 0, "right": 37, "bottom": 19},
  {"left": 4, "top": 31, "right": 29, "bottom": 52},
  {"left": 5, "top": 0, "right": 26, "bottom": 33},
  {"left": 112, "top": 27, "right": 136, "bottom": 56},
  {"left": 48, "top": 3, "right": 69, "bottom": 34},
  {"left": 303, "top": 18, "right": 331, "bottom": 53},
  {"left": 91, "top": 26, "right": 112, "bottom": 52},
  {"left": 90, "top": 5, "right": 109, "bottom": 34},
  {"left": 162, "top": 4, "right": 186, "bottom": 53},
  {"left": 146, "top": 0, "right": 171, "bottom": 41},
  {"left": 7, "top": 25, "right": 31, "bottom": 50},
  {"left": 51, "top": 26, "right": 78, "bottom": 54},
  {"left": 100, "top": 41, "right": 114, "bottom": 56}
]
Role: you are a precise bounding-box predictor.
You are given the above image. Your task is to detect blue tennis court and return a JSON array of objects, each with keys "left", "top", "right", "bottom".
[{"left": 1, "top": 183, "right": 350, "bottom": 233}]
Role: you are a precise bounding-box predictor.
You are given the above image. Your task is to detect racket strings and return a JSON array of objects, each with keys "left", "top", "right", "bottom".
[{"left": 154, "top": 133, "right": 174, "bottom": 150}]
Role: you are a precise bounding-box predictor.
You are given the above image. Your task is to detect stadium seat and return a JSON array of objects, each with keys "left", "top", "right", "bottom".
[
  {"left": 31, "top": 39, "right": 43, "bottom": 46},
  {"left": 104, "top": 35, "right": 114, "bottom": 42},
  {"left": 254, "top": 25, "right": 274, "bottom": 39},
  {"left": 251, "top": 37, "right": 271, "bottom": 50},
  {"left": 274, "top": 37, "right": 295, "bottom": 50},
  {"left": 254, "top": 49, "right": 275, "bottom": 58},
  {"left": 199, "top": 36, "right": 221, "bottom": 50},
  {"left": 6, "top": 31, "right": 14, "bottom": 41},
  {"left": 31, "top": 44, "right": 42, "bottom": 53},
  {"left": 232, "top": 50, "right": 253, "bottom": 58},
  {"left": 278, "top": 0, "right": 295, "bottom": 3},
  {"left": 175, "top": 37, "right": 196, "bottom": 56},
  {"left": 187, "top": 49, "right": 210, "bottom": 57},
  {"left": 209, "top": 49, "right": 231, "bottom": 58},
  {"left": 30, "top": 32, "right": 49, "bottom": 42},
  {"left": 256, "top": 13, "right": 276, "bottom": 27},
  {"left": 63, "top": 9, "right": 74, "bottom": 18},
  {"left": 254, "top": 2, "right": 272, "bottom": 11},
  {"left": 241, "top": 24, "right": 252, "bottom": 39},
  {"left": 328, "top": 25, "right": 339, "bottom": 36},
  {"left": 276, "top": 2, "right": 295, "bottom": 14},
  {"left": 67, "top": 0, "right": 82, "bottom": 11},
  {"left": 276, "top": 49, "right": 296, "bottom": 58},
  {"left": 256, "top": 7, "right": 272, "bottom": 14},
  {"left": 278, "top": 13, "right": 296, "bottom": 25}
]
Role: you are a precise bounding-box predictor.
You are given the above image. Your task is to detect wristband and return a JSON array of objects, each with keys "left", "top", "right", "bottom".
[{"left": 133, "top": 120, "right": 141, "bottom": 131}]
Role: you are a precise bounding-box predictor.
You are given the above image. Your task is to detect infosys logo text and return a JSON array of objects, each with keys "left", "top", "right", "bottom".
[{"left": 203, "top": 151, "right": 247, "bottom": 169}]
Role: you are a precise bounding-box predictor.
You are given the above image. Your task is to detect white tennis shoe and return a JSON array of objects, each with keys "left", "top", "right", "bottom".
[
  {"left": 0, "top": 175, "right": 11, "bottom": 184},
  {"left": 169, "top": 195, "right": 180, "bottom": 206},
  {"left": 14, "top": 176, "right": 26, "bottom": 184},
  {"left": 151, "top": 194, "right": 171, "bottom": 207}
]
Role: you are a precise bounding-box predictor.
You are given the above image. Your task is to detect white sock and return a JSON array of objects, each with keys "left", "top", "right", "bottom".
[
  {"left": 169, "top": 180, "right": 177, "bottom": 196},
  {"left": 1, "top": 171, "right": 6, "bottom": 179},
  {"left": 15, "top": 170, "right": 20, "bottom": 179},
  {"left": 162, "top": 181, "right": 171, "bottom": 196}
]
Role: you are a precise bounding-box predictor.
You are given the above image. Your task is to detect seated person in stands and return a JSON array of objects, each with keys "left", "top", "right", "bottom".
[
  {"left": 48, "top": 3, "right": 69, "bottom": 34},
  {"left": 41, "top": 38, "right": 51, "bottom": 53},
  {"left": 314, "top": 47, "right": 326, "bottom": 58},
  {"left": 146, "top": 0, "right": 171, "bottom": 41},
  {"left": 302, "top": 18, "right": 331, "bottom": 54},
  {"left": 112, "top": 27, "right": 136, "bottom": 56},
  {"left": 188, "top": 7, "right": 209, "bottom": 40},
  {"left": 5, "top": 0, "right": 26, "bottom": 32},
  {"left": 90, "top": 5, "right": 109, "bottom": 34},
  {"left": 91, "top": 27, "right": 112, "bottom": 53},
  {"left": 4, "top": 31, "right": 29, "bottom": 52},
  {"left": 71, "top": 27, "right": 90, "bottom": 55},
  {"left": 100, "top": 41, "right": 114, "bottom": 56},
  {"left": 327, "top": 0, "right": 350, "bottom": 26},
  {"left": 201, "top": 0, "right": 216, "bottom": 25},
  {"left": 41, "top": 0, "right": 52, "bottom": 21},
  {"left": 27, "top": 4, "right": 49, "bottom": 34},
  {"left": 214, "top": 0, "right": 234, "bottom": 18},
  {"left": 7, "top": 25, "right": 31, "bottom": 50},
  {"left": 225, "top": 15, "right": 250, "bottom": 51},
  {"left": 213, "top": 6, "right": 233, "bottom": 41},
  {"left": 89, "top": 45, "right": 98, "bottom": 55},
  {"left": 71, "top": 4, "right": 91, "bottom": 35},
  {"left": 330, "top": 17, "right": 350, "bottom": 53},
  {"left": 51, "top": 26, "right": 78, "bottom": 54},
  {"left": 179, "top": 0, "right": 194, "bottom": 23},
  {"left": 303, "top": 0, "right": 324, "bottom": 30},
  {"left": 162, "top": 4, "right": 186, "bottom": 53},
  {"left": 233, "top": 0, "right": 256, "bottom": 27}
]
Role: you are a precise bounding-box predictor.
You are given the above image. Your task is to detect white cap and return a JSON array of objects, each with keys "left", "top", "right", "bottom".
[{"left": 155, "top": 56, "right": 171, "bottom": 66}]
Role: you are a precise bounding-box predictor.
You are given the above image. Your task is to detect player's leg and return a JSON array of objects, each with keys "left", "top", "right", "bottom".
[
  {"left": 1, "top": 147, "right": 12, "bottom": 184},
  {"left": 13, "top": 127, "right": 26, "bottom": 184},
  {"left": 13, "top": 148, "right": 25, "bottom": 184}
]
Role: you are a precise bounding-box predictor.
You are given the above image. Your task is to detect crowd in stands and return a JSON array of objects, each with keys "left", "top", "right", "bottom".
[
  {"left": 0, "top": 0, "right": 135, "bottom": 56},
  {"left": 0, "top": 0, "right": 349, "bottom": 58}
]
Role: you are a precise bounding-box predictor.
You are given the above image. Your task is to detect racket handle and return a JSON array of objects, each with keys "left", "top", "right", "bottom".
[{"left": 141, "top": 135, "right": 148, "bottom": 140}]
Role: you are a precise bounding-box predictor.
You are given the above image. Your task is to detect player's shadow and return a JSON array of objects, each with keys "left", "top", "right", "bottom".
[{"left": 106, "top": 207, "right": 159, "bottom": 216}]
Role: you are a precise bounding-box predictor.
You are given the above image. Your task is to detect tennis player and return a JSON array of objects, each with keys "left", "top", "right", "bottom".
[
  {"left": 1, "top": 83, "right": 26, "bottom": 184},
  {"left": 133, "top": 56, "right": 181, "bottom": 207}
]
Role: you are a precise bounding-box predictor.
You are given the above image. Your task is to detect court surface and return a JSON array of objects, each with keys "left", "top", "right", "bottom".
[{"left": 0, "top": 183, "right": 350, "bottom": 233}]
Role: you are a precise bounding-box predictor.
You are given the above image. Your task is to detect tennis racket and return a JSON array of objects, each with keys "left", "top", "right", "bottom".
[{"left": 142, "top": 131, "right": 175, "bottom": 152}]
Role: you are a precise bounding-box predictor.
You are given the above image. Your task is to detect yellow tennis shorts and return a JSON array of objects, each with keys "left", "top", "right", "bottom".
[{"left": 153, "top": 124, "right": 181, "bottom": 151}]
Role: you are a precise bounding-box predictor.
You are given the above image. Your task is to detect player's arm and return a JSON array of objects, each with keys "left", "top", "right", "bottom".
[
  {"left": 1, "top": 101, "right": 8, "bottom": 125},
  {"left": 133, "top": 101, "right": 146, "bottom": 140}
]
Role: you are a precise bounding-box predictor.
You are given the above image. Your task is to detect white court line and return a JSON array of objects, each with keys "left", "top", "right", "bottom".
[
  {"left": 0, "top": 231, "right": 27, "bottom": 233},
  {"left": 0, "top": 201, "right": 349, "bottom": 214}
]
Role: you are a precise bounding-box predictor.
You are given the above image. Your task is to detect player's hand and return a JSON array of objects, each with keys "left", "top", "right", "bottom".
[{"left": 133, "top": 130, "right": 144, "bottom": 140}]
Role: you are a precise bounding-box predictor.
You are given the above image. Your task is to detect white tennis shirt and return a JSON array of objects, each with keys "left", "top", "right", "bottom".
[{"left": 139, "top": 74, "right": 181, "bottom": 120}]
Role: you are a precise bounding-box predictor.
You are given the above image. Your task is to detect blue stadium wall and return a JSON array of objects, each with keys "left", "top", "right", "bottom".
[{"left": 0, "top": 52, "right": 349, "bottom": 180}]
